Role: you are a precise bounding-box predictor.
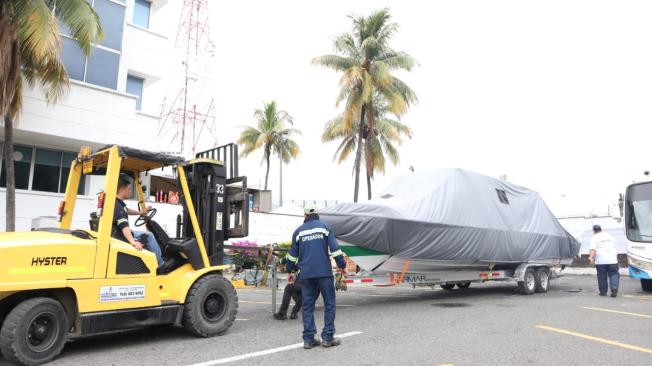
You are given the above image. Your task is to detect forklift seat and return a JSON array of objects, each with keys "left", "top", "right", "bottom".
[
  {"left": 166, "top": 238, "right": 204, "bottom": 270},
  {"left": 145, "top": 220, "right": 170, "bottom": 256}
]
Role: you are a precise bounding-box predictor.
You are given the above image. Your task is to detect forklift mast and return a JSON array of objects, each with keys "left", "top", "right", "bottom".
[{"left": 182, "top": 143, "right": 249, "bottom": 266}]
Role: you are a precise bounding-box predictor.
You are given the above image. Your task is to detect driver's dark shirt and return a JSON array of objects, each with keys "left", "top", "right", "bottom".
[{"left": 112, "top": 199, "right": 130, "bottom": 242}]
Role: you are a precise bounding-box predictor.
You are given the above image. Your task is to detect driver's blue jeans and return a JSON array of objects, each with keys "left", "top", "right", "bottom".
[{"left": 133, "top": 230, "right": 164, "bottom": 267}]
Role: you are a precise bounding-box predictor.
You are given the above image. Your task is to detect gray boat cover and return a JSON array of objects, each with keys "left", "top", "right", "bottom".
[{"left": 320, "top": 169, "right": 580, "bottom": 263}]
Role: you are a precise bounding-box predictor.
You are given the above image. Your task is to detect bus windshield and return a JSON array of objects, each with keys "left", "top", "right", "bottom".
[{"left": 626, "top": 182, "right": 652, "bottom": 243}]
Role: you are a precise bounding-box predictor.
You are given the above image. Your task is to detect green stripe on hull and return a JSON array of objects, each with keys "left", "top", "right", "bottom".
[{"left": 340, "top": 244, "right": 386, "bottom": 257}]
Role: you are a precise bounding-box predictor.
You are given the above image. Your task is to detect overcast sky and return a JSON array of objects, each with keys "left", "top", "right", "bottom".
[{"left": 199, "top": 1, "right": 652, "bottom": 215}]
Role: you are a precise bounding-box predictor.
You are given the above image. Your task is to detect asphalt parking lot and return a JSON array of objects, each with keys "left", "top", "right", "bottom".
[{"left": 4, "top": 274, "right": 650, "bottom": 366}]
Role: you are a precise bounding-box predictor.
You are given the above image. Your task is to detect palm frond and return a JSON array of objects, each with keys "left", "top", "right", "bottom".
[
  {"left": 378, "top": 51, "right": 418, "bottom": 71},
  {"left": 379, "top": 118, "right": 412, "bottom": 139},
  {"left": 378, "top": 84, "right": 408, "bottom": 117},
  {"left": 333, "top": 32, "right": 360, "bottom": 59},
  {"left": 280, "top": 127, "right": 302, "bottom": 136},
  {"left": 360, "top": 72, "right": 374, "bottom": 104},
  {"left": 369, "top": 61, "right": 392, "bottom": 88},
  {"left": 312, "top": 54, "right": 358, "bottom": 72},
  {"left": 381, "top": 136, "right": 400, "bottom": 166},
  {"left": 237, "top": 126, "right": 264, "bottom": 157},
  {"left": 390, "top": 76, "right": 418, "bottom": 106},
  {"left": 360, "top": 36, "right": 381, "bottom": 60},
  {"left": 321, "top": 116, "right": 353, "bottom": 142},
  {"left": 12, "top": 0, "right": 69, "bottom": 102},
  {"left": 342, "top": 91, "right": 363, "bottom": 131},
  {"left": 334, "top": 136, "right": 356, "bottom": 164},
  {"left": 52, "top": 0, "right": 103, "bottom": 54},
  {"left": 369, "top": 137, "right": 386, "bottom": 174},
  {"left": 275, "top": 138, "right": 300, "bottom": 163}
]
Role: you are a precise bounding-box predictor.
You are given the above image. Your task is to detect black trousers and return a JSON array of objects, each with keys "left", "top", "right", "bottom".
[{"left": 278, "top": 280, "right": 302, "bottom": 315}]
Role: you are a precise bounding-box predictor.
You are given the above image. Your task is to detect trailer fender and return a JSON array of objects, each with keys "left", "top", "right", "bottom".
[{"left": 513, "top": 263, "right": 549, "bottom": 282}]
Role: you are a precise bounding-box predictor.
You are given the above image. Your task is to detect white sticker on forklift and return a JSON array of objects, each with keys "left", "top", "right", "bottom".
[{"left": 99, "top": 285, "right": 146, "bottom": 302}]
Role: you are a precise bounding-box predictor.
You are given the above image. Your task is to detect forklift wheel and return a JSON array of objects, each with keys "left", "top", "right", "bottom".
[
  {"left": 0, "top": 297, "right": 68, "bottom": 366},
  {"left": 183, "top": 275, "right": 238, "bottom": 337}
]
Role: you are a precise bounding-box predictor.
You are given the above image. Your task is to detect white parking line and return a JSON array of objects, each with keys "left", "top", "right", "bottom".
[
  {"left": 536, "top": 325, "right": 652, "bottom": 354},
  {"left": 582, "top": 307, "right": 652, "bottom": 319},
  {"left": 239, "top": 300, "right": 355, "bottom": 307},
  {"left": 623, "top": 294, "right": 652, "bottom": 301},
  {"left": 186, "top": 331, "right": 363, "bottom": 366}
]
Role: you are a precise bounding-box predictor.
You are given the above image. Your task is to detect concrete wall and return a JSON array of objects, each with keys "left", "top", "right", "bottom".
[{"left": 16, "top": 82, "right": 160, "bottom": 151}]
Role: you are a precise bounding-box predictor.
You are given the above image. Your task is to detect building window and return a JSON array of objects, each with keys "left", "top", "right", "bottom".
[
  {"left": 58, "top": 0, "right": 125, "bottom": 90},
  {"left": 133, "top": 0, "right": 151, "bottom": 28},
  {"left": 86, "top": 47, "right": 121, "bottom": 89},
  {"left": 94, "top": 0, "right": 126, "bottom": 51},
  {"left": 32, "top": 149, "right": 63, "bottom": 193},
  {"left": 126, "top": 75, "right": 144, "bottom": 110},
  {"left": 60, "top": 38, "right": 86, "bottom": 82},
  {"left": 1, "top": 145, "right": 32, "bottom": 190},
  {"left": 0, "top": 144, "right": 86, "bottom": 195}
]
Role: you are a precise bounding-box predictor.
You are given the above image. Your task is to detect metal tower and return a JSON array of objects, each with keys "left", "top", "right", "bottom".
[{"left": 159, "top": 0, "right": 216, "bottom": 156}]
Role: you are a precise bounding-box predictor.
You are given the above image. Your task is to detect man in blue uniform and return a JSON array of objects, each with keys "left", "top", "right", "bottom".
[{"left": 286, "top": 205, "right": 347, "bottom": 349}]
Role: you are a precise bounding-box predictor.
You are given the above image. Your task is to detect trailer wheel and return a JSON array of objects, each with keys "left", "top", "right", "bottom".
[
  {"left": 440, "top": 283, "right": 456, "bottom": 290},
  {"left": 642, "top": 279, "right": 652, "bottom": 293},
  {"left": 0, "top": 297, "right": 68, "bottom": 366},
  {"left": 534, "top": 267, "right": 550, "bottom": 293},
  {"left": 518, "top": 268, "right": 536, "bottom": 295},
  {"left": 183, "top": 275, "right": 238, "bottom": 337},
  {"left": 457, "top": 282, "right": 471, "bottom": 289}
]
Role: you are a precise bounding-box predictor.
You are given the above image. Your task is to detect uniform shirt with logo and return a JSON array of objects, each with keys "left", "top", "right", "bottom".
[
  {"left": 112, "top": 199, "right": 130, "bottom": 242},
  {"left": 286, "top": 218, "right": 346, "bottom": 279},
  {"left": 589, "top": 231, "right": 618, "bottom": 265}
]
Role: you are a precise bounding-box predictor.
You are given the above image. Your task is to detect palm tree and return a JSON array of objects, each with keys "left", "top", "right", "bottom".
[
  {"left": 313, "top": 8, "right": 417, "bottom": 202},
  {"left": 238, "top": 101, "right": 300, "bottom": 195},
  {"left": 0, "top": 0, "right": 103, "bottom": 231},
  {"left": 322, "top": 97, "right": 412, "bottom": 200}
]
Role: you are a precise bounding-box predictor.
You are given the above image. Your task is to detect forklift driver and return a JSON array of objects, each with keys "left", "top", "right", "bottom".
[{"left": 112, "top": 175, "right": 164, "bottom": 267}]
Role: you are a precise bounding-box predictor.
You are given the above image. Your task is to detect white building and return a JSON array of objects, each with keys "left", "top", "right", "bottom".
[{"left": 0, "top": 0, "right": 182, "bottom": 231}]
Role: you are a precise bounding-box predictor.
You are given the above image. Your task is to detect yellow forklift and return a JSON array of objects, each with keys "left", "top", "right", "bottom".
[{"left": 0, "top": 144, "right": 249, "bottom": 365}]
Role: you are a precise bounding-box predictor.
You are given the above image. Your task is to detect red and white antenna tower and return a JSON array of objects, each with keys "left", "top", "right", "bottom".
[{"left": 159, "top": 0, "right": 217, "bottom": 156}]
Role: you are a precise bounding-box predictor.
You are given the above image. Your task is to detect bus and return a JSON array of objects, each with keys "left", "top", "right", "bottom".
[{"left": 624, "top": 181, "right": 652, "bottom": 292}]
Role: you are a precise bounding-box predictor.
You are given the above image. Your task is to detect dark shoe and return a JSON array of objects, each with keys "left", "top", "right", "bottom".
[
  {"left": 599, "top": 293, "right": 607, "bottom": 296},
  {"left": 610, "top": 289, "right": 618, "bottom": 298},
  {"left": 322, "top": 338, "right": 341, "bottom": 347},
  {"left": 303, "top": 339, "right": 321, "bottom": 349},
  {"left": 289, "top": 312, "right": 298, "bottom": 319},
  {"left": 273, "top": 313, "right": 287, "bottom": 320}
]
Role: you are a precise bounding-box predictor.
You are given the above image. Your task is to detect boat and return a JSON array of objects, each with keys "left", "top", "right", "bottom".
[{"left": 320, "top": 168, "right": 580, "bottom": 276}]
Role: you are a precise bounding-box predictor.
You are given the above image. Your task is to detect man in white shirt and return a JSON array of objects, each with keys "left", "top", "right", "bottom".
[{"left": 588, "top": 225, "right": 620, "bottom": 297}]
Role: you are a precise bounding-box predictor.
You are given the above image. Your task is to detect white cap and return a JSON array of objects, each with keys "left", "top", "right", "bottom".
[{"left": 304, "top": 205, "right": 317, "bottom": 214}]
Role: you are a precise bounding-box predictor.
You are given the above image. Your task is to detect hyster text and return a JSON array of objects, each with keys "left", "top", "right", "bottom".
[{"left": 31, "top": 257, "right": 67, "bottom": 266}]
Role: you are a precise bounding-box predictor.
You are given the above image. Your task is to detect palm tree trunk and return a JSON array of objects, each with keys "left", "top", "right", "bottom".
[
  {"left": 366, "top": 168, "right": 372, "bottom": 200},
  {"left": 4, "top": 114, "right": 15, "bottom": 231},
  {"left": 279, "top": 156, "right": 283, "bottom": 206},
  {"left": 264, "top": 145, "right": 271, "bottom": 190},
  {"left": 352, "top": 105, "right": 366, "bottom": 203}
]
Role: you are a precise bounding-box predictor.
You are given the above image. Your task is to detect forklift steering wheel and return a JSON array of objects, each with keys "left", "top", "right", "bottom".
[{"left": 135, "top": 208, "right": 157, "bottom": 227}]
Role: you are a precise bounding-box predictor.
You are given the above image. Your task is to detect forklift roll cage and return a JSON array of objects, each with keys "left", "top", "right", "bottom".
[{"left": 59, "top": 144, "right": 248, "bottom": 274}]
